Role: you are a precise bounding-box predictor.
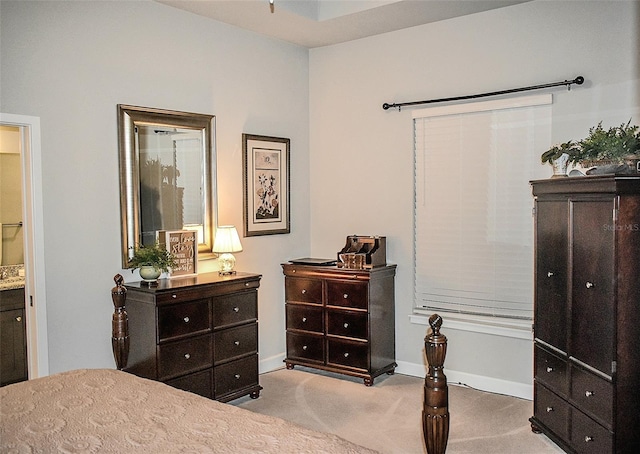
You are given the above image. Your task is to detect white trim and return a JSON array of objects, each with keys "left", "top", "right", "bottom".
[
  {"left": 410, "top": 313, "right": 533, "bottom": 341},
  {"left": 0, "top": 113, "right": 49, "bottom": 378},
  {"left": 412, "top": 93, "right": 552, "bottom": 119}
]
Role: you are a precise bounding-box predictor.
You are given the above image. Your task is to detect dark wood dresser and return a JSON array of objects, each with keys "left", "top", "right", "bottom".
[
  {"left": 0, "top": 287, "right": 28, "bottom": 386},
  {"left": 530, "top": 176, "right": 640, "bottom": 453},
  {"left": 282, "top": 263, "right": 397, "bottom": 386},
  {"left": 123, "top": 272, "right": 262, "bottom": 402}
]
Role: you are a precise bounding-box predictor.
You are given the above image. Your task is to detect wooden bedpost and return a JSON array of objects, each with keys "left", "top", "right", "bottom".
[
  {"left": 111, "top": 274, "right": 129, "bottom": 370},
  {"left": 423, "top": 313, "right": 449, "bottom": 454}
]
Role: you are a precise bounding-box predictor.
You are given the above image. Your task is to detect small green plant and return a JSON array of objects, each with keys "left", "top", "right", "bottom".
[
  {"left": 569, "top": 120, "right": 640, "bottom": 165},
  {"left": 127, "top": 242, "right": 177, "bottom": 272},
  {"left": 540, "top": 141, "right": 579, "bottom": 164}
]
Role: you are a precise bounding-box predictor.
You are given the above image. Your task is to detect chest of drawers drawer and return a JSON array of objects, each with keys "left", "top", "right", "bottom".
[
  {"left": 570, "top": 407, "right": 613, "bottom": 454},
  {"left": 534, "top": 345, "right": 568, "bottom": 397},
  {"left": 285, "top": 277, "right": 323, "bottom": 304},
  {"left": 214, "top": 323, "right": 257, "bottom": 363},
  {"left": 534, "top": 383, "right": 569, "bottom": 441},
  {"left": 213, "top": 292, "right": 257, "bottom": 328},
  {"left": 286, "top": 332, "right": 324, "bottom": 363},
  {"left": 214, "top": 355, "right": 259, "bottom": 401},
  {"left": 158, "top": 299, "right": 212, "bottom": 341},
  {"left": 327, "top": 310, "right": 368, "bottom": 340},
  {"left": 570, "top": 365, "right": 613, "bottom": 428},
  {"left": 327, "top": 281, "right": 368, "bottom": 309},
  {"left": 327, "top": 339, "right": 368, "bottom": 370},
  {"left": 158, "top": 334, "right": 212, "bottom": 380},
  {"left": 286, "top": 304, "right": 323, "bottom": 333}
]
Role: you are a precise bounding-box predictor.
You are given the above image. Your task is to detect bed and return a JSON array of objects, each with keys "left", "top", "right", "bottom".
[{"left": 0, "top": 368, "right": 377, "bottom": 453}]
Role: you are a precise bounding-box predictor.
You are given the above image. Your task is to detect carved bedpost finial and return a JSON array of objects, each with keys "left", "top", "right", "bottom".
[
  {"left": 423, "top": 313, "right": 449, "bottom": 454},
  {"left": 111, "top": 274, "right": 129, "bottom": 370}
]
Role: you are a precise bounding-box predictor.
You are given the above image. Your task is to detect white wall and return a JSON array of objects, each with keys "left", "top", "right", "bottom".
[
  {"left": 309, "top": 0, "right": 639, "bottom": 397},
  {"left": 0, "top": 0, "right": 310, "bottom": 374}
]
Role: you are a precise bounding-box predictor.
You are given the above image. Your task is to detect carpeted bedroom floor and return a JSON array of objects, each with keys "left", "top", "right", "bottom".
[{"left": 234, "top": 366, "right": 564, "bottom": 453}]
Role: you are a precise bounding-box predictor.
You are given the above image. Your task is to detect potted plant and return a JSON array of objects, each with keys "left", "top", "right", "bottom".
[
  {"left": 128, "top": 242, "right": 177, "bottom": 282},
  {"left": 540, "top": 140, "right": 578, "bottom": 177},
  {"left": 569, "top": 120, "right": 640, "bottom": 171}
]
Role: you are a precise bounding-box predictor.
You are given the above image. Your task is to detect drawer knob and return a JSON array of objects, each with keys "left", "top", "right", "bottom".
[
  {"left": 233, "top": 307, "right": 240, "bottom": 313},
  {"left": 546, "top": 406, "right": 553, "bottom": 413},
  {"left": 586, "top": 281, "right": 595, "bottom": 289},
  {"left": 172, "top": 294, "right": 177, "bottom": 299},
  {"left": 585, "top": 390, "right": 594, "bottom": 397},
  {"left": 302, "top": 317, "right": 307, "bottom": 322},
  {"left": 344, "top": 352, "right": 349, "bottom": 358},
  {"left": 183, "top": 316, "right": 190, "bottom": 323},
  {"left": 547, "top": 271, "right": 554, "bottom": 277},
  {"left": 245, "top": 282, "right": 250, "bottom": 287},
  {"left": 302, "top": 345, "right": 308, "bottom": 351},
  {"left": 343, "top": 293, "right": 348, "bottom": 299},
  {"left": 234, "top": 340, "right": 240, "bottom": 346},
  {"left": 343, "top": 323, "right": 349, "bottom": 328},
  {"left": 584, "top": 436, "right": 593, "bottom": 443},
  {"left": 234, "top": 374, "right": 241, "bottom": 379},
  {"left": 184, "top": 353, "right": 191, "bottom": 359},
  {"left": 546, "top": 367, "right": 553, "bottom": 373},
  {"left": 16, "top": 316, "right": 22, "bottom": 322},
  {"left": 301, "top": 289, "right": 307, "bottom": 294}
]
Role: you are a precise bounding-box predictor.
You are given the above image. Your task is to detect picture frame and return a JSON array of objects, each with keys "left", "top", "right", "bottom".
[
  {"left": 242, "top": 134, "right": 290, "bottom": 236},
  {"left": 160, "top": 230, "right": 198, "bottom": 277}
]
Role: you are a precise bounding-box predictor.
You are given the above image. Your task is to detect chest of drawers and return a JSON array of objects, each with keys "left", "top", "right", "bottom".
[
  {"left": 282, "top": 263, "right": 396, "bottom": 386},
  {"left": 123, "top": 272, "right": 261, "bottom": 402}
]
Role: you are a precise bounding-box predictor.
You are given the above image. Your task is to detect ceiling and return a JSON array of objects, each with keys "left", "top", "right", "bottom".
[{"left": 156, "top": 0, "right": 530, "bottom": 48}]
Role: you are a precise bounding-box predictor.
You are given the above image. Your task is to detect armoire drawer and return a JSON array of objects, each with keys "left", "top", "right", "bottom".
[
  {"left": 534, "top": 384, "right": 569, "bottom": 441},
  {"left": 213, "top": 323, "right": 257, "bottom": 363},
  {"left": 286, "top": 304, "right": 323, "bottom": 333},
  {"left": 570, "top": 365, "right": 613, "bottom": 428},
  {"left": 285, "top": 277, "right": 322, "bottom": 304},
  {"left": 327, "top": 310, "right": 368, "bottom": 340},
  {"left": 326, "top": 281, "right": 368, "bottom": 309},
  {"left": 157, "top": 299, "right": 212, "bottom": 341},
  {"left": 286, "top": 332, "right": 324, "bottom": 363},
  {"left": 214, "top": 355, "right": 258, "bottom": 398},
  {"left": 570, "top": 407, "right": 613, "bottom": 454},
  {"left": 534, "top": 345, "right": 568, "bottom": 397},
  {"left": 212, "top": 292, "right": 257, "bottom": 328},
  {"left": 157, "top": 335, "right": 212, "bottom": 380},
  {"left": 327, "top": 339, "right": 368, "bottom": 370}
]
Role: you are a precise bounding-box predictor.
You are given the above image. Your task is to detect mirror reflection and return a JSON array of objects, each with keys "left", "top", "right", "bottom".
[{"left": 118, "top": 105, "right": 216, "bottom": 267}]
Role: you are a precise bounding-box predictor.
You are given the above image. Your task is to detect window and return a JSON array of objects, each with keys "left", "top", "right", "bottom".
[{"left": 413, "top": 95, "right": 552, "bottom": 321}]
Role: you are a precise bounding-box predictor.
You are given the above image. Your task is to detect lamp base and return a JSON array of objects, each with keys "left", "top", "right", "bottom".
[{"left": 218, "top": 252, "right": 237, "bottom": 275}]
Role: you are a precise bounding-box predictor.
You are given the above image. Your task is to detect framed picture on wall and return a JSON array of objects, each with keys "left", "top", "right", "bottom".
[{"left": 242, "top": 134, "right": 290, "bottom": 236}]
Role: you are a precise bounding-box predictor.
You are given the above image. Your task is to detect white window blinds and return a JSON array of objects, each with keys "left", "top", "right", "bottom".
[{"left": 413, "top": 95, "right": 552, "bottom": 320}]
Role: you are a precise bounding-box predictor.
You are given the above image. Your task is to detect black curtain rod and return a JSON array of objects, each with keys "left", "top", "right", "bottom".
[{"left": 382, "top": 76, "right": 584, "bottom": 111}]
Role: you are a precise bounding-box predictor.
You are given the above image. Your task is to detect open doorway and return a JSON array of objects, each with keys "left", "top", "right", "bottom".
[{"left": 0, "top": 113, "right": 49, "bottom": 379}]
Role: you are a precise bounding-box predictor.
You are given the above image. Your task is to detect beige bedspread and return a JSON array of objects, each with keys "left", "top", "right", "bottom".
[{"left": 1, "top": 369, "right": 377, "bottom": 453}]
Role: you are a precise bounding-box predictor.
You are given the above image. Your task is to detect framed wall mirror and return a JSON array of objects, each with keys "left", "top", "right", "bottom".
[{"left": 118, "top": 105, "right": 216, "bottom": 268}]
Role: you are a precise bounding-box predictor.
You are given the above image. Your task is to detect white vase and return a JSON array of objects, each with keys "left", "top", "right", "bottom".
[
  {"left": 551, "top": 153, "right": 569, "bottom": 178},
  {"left": 139, "top": 266, "right": 161, "bottom": 282}
]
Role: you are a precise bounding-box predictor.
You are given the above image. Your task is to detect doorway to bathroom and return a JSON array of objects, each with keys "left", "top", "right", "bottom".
[{"left": 0, "top": 113, "right": 49, "bottom": 379}]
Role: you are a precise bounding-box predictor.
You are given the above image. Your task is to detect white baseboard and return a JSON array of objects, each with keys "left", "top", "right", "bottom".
[{"left": 261, "top": 356, "right": 532, "bottom": 401}]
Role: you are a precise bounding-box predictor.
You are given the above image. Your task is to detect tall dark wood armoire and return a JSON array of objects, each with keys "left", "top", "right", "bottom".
[{"left": 530, "top": 175, "right": 640, "bottom": 454}]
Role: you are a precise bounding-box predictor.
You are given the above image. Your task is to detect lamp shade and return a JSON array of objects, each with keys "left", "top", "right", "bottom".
[{"left": 213, "top": 226, "right": 243, "bottom": 253}]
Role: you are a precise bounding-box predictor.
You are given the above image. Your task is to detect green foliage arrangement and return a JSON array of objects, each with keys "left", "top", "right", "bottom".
[
  {"left": 127, "top": 242, "right": 177, "bottom": 273},
  {"left": 540, "top": 141, "right": 579, "bottom": 164}
]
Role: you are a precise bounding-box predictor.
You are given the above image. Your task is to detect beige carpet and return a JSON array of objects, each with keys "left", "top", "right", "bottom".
[{"left": 234, "top": 367, "right": 564, "bottom": 453}]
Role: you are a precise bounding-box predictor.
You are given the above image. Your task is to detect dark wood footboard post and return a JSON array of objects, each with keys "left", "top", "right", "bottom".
[
  {"left": 111, "top": 274, "right": 129, "bottom": 370},
  {"left": 423, "top": 313, "right": 449, "bottom": 454}
]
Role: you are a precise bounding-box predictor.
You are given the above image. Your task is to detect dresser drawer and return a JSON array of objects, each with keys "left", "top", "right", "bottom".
[
  {"left": 327, "top": 339, "right": 368, "bottom": 370},
  {"left": 214, "top": 355, "right": 258, "bottom": 398},
  {"left": 285, "top": 277, "right": 322, "bottom": 305},
  {"left": 165, "top": 368, "right": 213, "bottom": 399},
  {"left": 214, "top": 323, "right": 257, "bottom": 363},
  {"left": 286, "top": 304, "right": 323, "bottom": 333},
  {"left": 212, "top": 292, "right": 257, "bottom": 328},
  {"left": 327, "top": 310, "right": 368, "bottom": 340},
  {"left": 570, "top": 365, "right": 613, "bottom": 427},
  {"left": 534, "top": 345, "right": 568, "bottom": 397},
  {"left": 327, "top": 281, "right": 368, "bottom": 309},
  {"left": 157, "top": 335, "right": 212, "bottom": 380},
  {"left": 158, "top": 299, "right": 212, "bottom": 341},
  {"left": 570, "top": 407, "right": 613, "bottom": 454},
  {"left": 534, "top": 384, "right": 569, "bottom": 441},
  {"left": 286, "top": 332, "right": 324, "bottom": 363}
]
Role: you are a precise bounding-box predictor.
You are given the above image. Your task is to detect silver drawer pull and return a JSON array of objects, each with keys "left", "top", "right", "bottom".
[
  {"left": 546, "top": 367, "right": 553, "bottom": 373},
  {"left": 183, "top": 316, "right": 190, "bottom": 323},
  {"left": 301, "top": 289, "right": 307, "bottom": 294},
  {"left": 184, "top": 353, "right": 191, "bottom": 359},
  {"left": 245, "top": 282, "right": 250, "bottom": 287},
  {"left": 234, "top": 374, "right": 241, "bottom": 379},
  {"left": 584, "top": 436, "right": 593, "bottom": 443},
  {"left": 586, "top": 281, "right": 595, "bottom": 289},
  {"left": 16, "top": 316, "right": 22, "bottom": 322},
  {"left": 343, "top": 293, "right": 348, "bottom": 299},
  {"left": 546, "top": 406, "right": 553, "bottom": 413},
  {"left": 302, "top": 317, "right": 307, "bottom": 322},
  {"left": 344, "top": 352, "right": 349, "bottom": 358},
  {"left": 234, "top": 340, "right": 240, "bottom": 346},
  {"left": 302, "top": 345, "right": 308, "bottom": 351},
  {"left": 547, "top": 271, "right": 554, "bottom": 277},
  {"left": 233, "top": 307, "right": 240, "bottom": 312},
  {"left": 172, "top": 294, "right": 177, "bottom": 299},
  {"left": 343, "top": 323, "right": 349, "bottom": 328},
  {"left": 585, "top": 390, "right": 594, "bottom": 397}
]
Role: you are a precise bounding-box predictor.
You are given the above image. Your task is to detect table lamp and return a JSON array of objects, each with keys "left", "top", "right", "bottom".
[{"left": 213, "top": 225, "right": 243, "bottom": 275}]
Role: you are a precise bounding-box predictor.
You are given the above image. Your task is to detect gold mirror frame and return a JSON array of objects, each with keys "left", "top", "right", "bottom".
[{"left": 117, "top": 104, "right": 216, "bottom": 268}]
